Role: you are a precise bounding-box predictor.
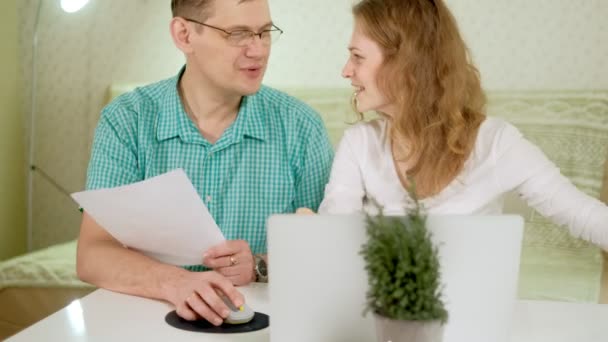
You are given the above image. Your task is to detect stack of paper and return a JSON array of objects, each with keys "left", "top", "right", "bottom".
[{"left": 71, "top": 169, "right": 225, "bottom": 266}]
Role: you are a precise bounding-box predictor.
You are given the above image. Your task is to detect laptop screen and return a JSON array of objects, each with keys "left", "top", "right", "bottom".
[{"left": 267, "top": 214, "right": 523, "bottom": 342}]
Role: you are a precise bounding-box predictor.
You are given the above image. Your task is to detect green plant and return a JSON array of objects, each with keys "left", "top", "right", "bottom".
[{"left": 360, "top": 191, "right": 448, "bottom": 323}]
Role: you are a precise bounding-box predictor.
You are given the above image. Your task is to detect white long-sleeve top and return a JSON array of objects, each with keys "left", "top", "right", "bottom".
[{"left": 319, "top": 117, "right": 608, "bottom": 249}]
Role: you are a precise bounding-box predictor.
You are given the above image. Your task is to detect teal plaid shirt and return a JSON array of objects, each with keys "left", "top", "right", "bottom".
[{"left": 85, "top": 69, "right": 334, "bottom": 269}]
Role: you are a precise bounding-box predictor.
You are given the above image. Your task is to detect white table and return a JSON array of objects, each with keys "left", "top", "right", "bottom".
[{"left": 7, "top": 283, "right": 608, "bottom": 342}]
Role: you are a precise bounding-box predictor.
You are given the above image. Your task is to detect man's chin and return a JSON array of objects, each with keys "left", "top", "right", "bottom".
[{"left": 240, "top": 82, "right": 263, "bottom": 96}]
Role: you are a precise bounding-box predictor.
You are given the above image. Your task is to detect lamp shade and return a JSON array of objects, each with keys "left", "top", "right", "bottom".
[{"left": 60, "top": 0, "right": 89, "bottom": 13}]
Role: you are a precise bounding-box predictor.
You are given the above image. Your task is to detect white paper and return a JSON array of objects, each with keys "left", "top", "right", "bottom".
[{"left": 71, "top": 169, "right": 225, "bottom": 266}]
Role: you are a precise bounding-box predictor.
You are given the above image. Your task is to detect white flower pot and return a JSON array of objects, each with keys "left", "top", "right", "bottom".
[{"left": 374, "top": 314, "right": 444, "bottom": 342}]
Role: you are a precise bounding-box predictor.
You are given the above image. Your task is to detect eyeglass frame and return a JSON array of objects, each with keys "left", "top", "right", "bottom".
[{"left": 182, "top": 17, "right": 283, "bottom": 46}]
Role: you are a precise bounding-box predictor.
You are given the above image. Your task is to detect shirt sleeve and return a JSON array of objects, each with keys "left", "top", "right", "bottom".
[
  {"left": 492, "top": 123, "right": 608, "bottom": 250},
  {"left": 318, "top": 127, "right": 366, "bottom": 214},
  {"left": 85, "top": 106, "right": 141, "bottom": 190},
  {"left": 292, "top": 117, "right": 335, "bottom": 212}
]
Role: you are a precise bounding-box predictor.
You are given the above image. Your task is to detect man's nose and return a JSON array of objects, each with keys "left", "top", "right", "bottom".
[{"left": 244, "top": 35, "right": 268, "bottom": 58}]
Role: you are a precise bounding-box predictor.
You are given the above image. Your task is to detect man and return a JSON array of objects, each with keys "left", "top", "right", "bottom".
[{"left": 77, "top": 0, "right": 333, "bottom": 326}]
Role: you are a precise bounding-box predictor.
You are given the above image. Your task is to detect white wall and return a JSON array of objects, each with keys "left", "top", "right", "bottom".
[
  {"left": 449, "top": 0, "right": 608, "bottom": 90},
  {"left": 265, "top": 0, "right": 353, "bottom": 87},
  {"left": 267, "top": 0, "right": 608, "bottom": 89},
  {"left": 18, "top": 0, "right": 608, "bottom": 248}
]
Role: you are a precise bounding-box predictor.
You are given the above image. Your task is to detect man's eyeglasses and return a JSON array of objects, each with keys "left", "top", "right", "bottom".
[{"left": 183, "top": 18, "right": 283, "bottom": 47}]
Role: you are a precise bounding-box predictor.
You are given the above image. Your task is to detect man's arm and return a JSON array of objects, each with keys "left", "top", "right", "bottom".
[
  {"left": 293, "top": 114, "right": 334, "bottom": 211},
  {"left": 77, "top": 212, "right": 244, "bottom": 325}
]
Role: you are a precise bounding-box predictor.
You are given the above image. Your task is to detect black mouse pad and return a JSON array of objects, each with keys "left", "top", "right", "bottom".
[{"left": 165, "top": 310, "right": 269, "bottom": 333}]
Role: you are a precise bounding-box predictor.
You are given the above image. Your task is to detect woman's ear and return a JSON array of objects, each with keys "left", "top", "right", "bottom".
[{"left": 169, "top": 17, "right": 194, "bottom": 54}]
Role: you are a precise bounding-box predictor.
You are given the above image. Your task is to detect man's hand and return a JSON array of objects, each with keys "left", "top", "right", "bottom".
[
  {"left": 167, "top": 270, "right": 244, "bottom": 326},
  {"left": 203, "top": 240, "right": 255, "bottom": 286}
]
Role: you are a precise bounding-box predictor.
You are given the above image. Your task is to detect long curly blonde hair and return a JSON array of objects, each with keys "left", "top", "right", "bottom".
[{"left": 353, "top": 0, "right": 486, "bottom": 198}]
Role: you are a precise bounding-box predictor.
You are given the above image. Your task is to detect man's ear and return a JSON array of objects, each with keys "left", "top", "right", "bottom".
[{"left": 170, "top": 17, "right": 194, "bottom": 54}]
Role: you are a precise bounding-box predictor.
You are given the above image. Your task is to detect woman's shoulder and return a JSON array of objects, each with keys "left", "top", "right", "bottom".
[
  {"left": 471, "top": 116, "right": 525, "bottom": 162},
  {"left": 477, "top": 116, "right": 523, "bottom": 147},
  {"left": 478, "top": 116, "right": 517, "bottom": 135},
  {"left": 341, "top": 118, "right": 388, "bottom": 145}
]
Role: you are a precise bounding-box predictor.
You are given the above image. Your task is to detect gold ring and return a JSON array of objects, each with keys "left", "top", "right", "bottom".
[{"left": 229, "top": 255, "right": 238, "bottom": 266}]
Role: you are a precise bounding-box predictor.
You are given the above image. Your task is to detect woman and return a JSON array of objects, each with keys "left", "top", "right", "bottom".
[{"left": 316, "top": 0, "right": 608, "bottom": 249}]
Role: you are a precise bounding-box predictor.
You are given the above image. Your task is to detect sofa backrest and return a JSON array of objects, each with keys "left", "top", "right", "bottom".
[
  {"left": 108, "top": 84, "right": 608, "bottom": 242},
  {"left": 284, "top": 88, "right": 608, "bottom": 251}
]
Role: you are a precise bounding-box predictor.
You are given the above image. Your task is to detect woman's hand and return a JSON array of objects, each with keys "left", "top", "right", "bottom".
[{"left": 296, "top": 207, "right": 316, "bottom": 215}]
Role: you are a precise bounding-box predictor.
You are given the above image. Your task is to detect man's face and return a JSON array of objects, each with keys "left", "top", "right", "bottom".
[{"left": 190, "top": 0, "right": 272, "bottom": 97}]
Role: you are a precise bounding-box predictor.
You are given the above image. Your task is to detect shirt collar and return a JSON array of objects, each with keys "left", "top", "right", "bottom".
[
  {"left": 156, "top": 66, "right": 267, "bottom": 144},
  {"left": 234, "top": 93, "right": 267, "bottom": 142},
  {"left": 157, "top": 66, "right": 194, "bottom": 142}
]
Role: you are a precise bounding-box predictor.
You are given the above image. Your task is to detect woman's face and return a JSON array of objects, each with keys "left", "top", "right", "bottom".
[{"left": 342, "top": 20, "right": 395, "bottom": 115}]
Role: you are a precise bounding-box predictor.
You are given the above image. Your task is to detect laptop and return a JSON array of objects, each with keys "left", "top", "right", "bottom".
[{"left": 267, "top": 215, "right": 523, "bottom": 342}]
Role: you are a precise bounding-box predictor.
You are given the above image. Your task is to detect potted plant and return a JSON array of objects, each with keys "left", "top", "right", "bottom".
[{"left": 360, "top": 190, "right": 448, "bottom": 342}]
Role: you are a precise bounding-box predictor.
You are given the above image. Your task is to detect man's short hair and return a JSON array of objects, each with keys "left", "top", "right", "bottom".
[
  {"left": 171, "top": 0, "right": 254, "bottom": 20},
  {"left": 171, "top": 0, "right": 213, "bottom": 20}
]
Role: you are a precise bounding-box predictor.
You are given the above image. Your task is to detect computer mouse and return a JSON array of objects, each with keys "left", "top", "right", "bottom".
[{"left": 221, "top": 294, "right": 255, "bottom": 325}]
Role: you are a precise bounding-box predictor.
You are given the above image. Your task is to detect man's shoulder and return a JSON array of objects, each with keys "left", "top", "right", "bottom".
[
  {"left": 102, "top": 77, "right": 176, "bottom": 121},
  {"left": 252, "top": 86, "right": 324, "bottom": 128}
]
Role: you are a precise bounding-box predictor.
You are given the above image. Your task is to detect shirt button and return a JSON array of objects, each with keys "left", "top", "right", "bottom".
[{"left": 206, "top": 195, "right": 212, "bottom": 203}]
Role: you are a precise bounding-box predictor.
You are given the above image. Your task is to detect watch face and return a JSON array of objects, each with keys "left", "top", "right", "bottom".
[{"left": 258, "top": 258, "right": 268, "bottom": 277}]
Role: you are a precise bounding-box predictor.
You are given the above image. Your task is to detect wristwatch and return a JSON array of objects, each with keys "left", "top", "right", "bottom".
[{"left": 254, "top": 254, "right": 268, "bottom": 283}]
